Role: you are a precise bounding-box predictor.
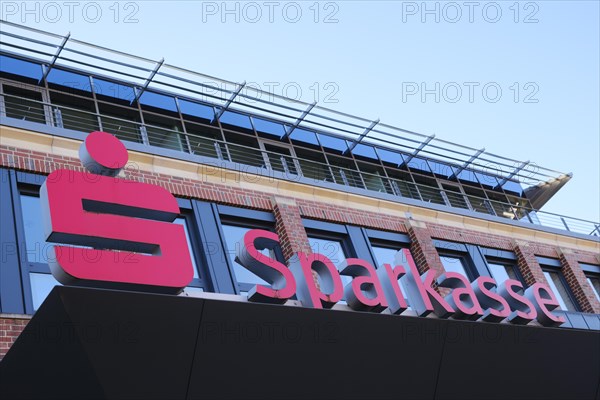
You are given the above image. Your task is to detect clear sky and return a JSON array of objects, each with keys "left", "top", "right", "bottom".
[{"left": 3, "top": 0, "right": 598, "bottom": 223}]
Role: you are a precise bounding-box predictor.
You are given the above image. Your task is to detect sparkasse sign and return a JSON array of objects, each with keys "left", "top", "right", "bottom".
[{"left": 41, "top": 132, "right": 566, "bottom": 328}]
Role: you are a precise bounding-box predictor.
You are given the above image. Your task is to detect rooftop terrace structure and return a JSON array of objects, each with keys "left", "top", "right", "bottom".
[{"left": 0, "top": 20, "right": 597, "bottom": 238}]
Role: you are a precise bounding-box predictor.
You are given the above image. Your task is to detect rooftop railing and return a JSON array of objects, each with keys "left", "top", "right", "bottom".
[
  {"left": 0, "top": 19, "right": 571, "bottom": 189},
  {"left": 2, "top": 93, "right": 598, "bottom": 238}
]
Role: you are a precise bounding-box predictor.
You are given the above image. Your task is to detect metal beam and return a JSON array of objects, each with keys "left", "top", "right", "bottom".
[
  {"left": 403, "top": 134, "right": 435, "bottom": 164},
  {"left": 345, "top": 119, "right": 380, "bottom": 154},
  {"left": 131, "top": 58, "right": 165, "bottom": 104},
  {"left": 451, "top": 148, "right": 485, "bottom": 177},
  {"left": 39, "top": 32, "right": 71, "bottom": 84},
  {"left": 283, "top": 101, "right": 317, "bottom": 139},
  {"left": 497, "top": 160, "right": 530, "bottom": 187},
  {"left": 215, "top": 81, "right": 246, "bottom": 120}
]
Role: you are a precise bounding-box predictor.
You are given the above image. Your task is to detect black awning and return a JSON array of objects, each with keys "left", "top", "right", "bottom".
[{"left": 1, "top": 286, "right": 599, "bottom": 400}]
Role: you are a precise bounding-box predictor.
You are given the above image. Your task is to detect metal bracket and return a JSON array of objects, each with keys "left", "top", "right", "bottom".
[{"left": 39, "top": 32, "right": 71, "bottom": 84}]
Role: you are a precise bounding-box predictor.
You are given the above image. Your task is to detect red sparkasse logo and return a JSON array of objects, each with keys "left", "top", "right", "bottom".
[
  {"left": 42, "top": 132, "right": 565, "bottom": 327},
  {"left": 41, "top": 131, "right": 194, "bottom": 293}
]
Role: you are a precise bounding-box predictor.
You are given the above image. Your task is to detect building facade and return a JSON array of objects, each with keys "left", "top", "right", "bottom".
[{"left": 0, "top": 21, "right": 599, "bottom": 399}]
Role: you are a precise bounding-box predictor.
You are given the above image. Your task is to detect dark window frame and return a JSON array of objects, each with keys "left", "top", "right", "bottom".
[
  {"left": 537, "top": 256, "right": 581, "bottom": 312},
  {"left": 215, "top": 205, "right": 283, "bottom": 294},
  {"left": 479, "top": 247, "right": 525, "bottom": 286}
]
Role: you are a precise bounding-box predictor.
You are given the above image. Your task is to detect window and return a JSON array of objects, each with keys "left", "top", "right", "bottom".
[
  {"left": 587, "top": 275, "right": 600, "bottom": 302},
  {"left": 223, "top": 131, "right": 264, "bottom": 168},
  {"left": 144, "top": 113, "right": 186, "bottom": 152},
  {"left": 17, "top": 191, "right": 61, "bottom": 312},
  {"left": 19, "top": 194, "right": 49, "bottom": 264},
  {"left": 258, "top": 140, "right": 300, "bottom": 176},
  {"left": 370, "top": 246, "right": 411, "bottom": 306},
  {"left": 439, "top": 256, "right": 470, "bottom": 277},
  {"left": 434, "top": 240, "right": 484, "bottom": 282},
  {"left": 441, "top": 183, "right": 471, "bottom": 210},
  {"left": 308, "top": 236, "right": 351, "bottom": 290},
  {"left": 29, "top": 272, "right": 62, "bottom": 311},
  {"left": 0, "top": 55, "right": 43, "bottom": 81},
  {"left": 220, "top": 223, "right": 281, "bottom": 292},
  {"left": 98, "top": 101, "right": 142, "bottom": 143},
  {"left": 1, "top": 83, "right": 49, "bottom": 124},
  {"left": 543, "top": 270, "right": 578, "bottom": 312},
  {"left": 173, "top": 212, "right": 210, "bottom": 293},
  {"left": 294, "top": 147, "right": 334, "bottom": 182},
  {"left": 50, "top": 91, "right": 99, "bottom": 132},
  {"left": 185, "top": 122, "right": 227, "bottom": 160},
  {"left": 253, "top": 117, "right": 286, "bottom": 139},
  {"left": 487, "top": 262, "right": 519, "bottom": 284},
  {"left": 327, "top": 155, "right": 364, "bottom": 188}
]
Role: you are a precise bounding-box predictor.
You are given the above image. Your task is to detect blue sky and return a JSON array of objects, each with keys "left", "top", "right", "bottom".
[{"left": 3, "top": 1, "right": 599, "bottom": 223}]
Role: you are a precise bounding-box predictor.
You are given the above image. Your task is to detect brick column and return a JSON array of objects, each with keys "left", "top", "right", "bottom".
[
  {"left": 558, "top": 248, "right": 600, "bottom": 313},
  {"left": 0, "top": 315, "right": 30, "bottom": 361},
  {"left": 272, "top": 196, "right": 320, "bottom": 287},
  {"left": 511, "top": 240, "right": 548, "bottom": 287},
  {"left": 271, "top": 196, "right": 312, "bottom": 260},
  {"left": 405, "top": 220, "right": 449, "bottom": 295}
]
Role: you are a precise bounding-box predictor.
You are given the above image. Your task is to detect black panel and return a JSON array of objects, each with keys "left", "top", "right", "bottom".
[
  {"left": 1, "top": 287, "right": 204, "bottom": 400},
  {"left": 1, "top": 286, "right": 599, "bottom": 400},
  {"left": 188, "top": 299, "right": 443, "bottom": 400}
]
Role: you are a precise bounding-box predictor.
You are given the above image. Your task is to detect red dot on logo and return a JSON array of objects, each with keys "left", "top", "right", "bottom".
[{"left": 80, "top": 131, "right": 129, "bottom": 176}]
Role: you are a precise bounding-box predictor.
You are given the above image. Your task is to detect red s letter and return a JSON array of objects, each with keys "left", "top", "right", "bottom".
[{"left": 40, "top": 132, "right": 194, "bottom": 293}]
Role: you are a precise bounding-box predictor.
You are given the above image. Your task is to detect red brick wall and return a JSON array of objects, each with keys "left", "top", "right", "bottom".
[{"left": 0, "top": 316, "right": 30, "bottom": 361}]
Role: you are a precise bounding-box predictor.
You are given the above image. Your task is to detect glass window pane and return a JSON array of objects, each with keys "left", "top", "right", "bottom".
[
  {"left": 93, "top": 78, "right": 135, "bottom": 102},
  {"left": 317, "top": 134, "right": 348, "bottom": 153},
  {"left": 186, "top": 123, "right": 226, "bottom": 160},
  {"left": 51, "top": 92, "right": 98, "bottom": 132},
  {"left": 219, "top": 111, "right": 253, "bottom": 131},
  {"left": 440, "top": 256, "right": 468, "bottom": 277},
  {"left": 20, "top": 195, "right": 47, "bottom": 263},
  {"left": 501, "top": 179, "right": 524, "bottom": 195},
  {"left": 352, "top": 144, "right": 378, "bottom": 160},
  {"left": 47, "top": 68, "right": 91, "bottom": 92},
  {"left": 179, "top": 99, "right": 214, "bottom": 122},
  {"left": 0, "top": 55, "right": 43, "bottom": 80},
  {"left": 442, "top": 184, "right": 470, "bottom": 209},
  {"left": 543, "top": 271, "right": 576, "bottom": 311},
  {"left": 253, "top": 117, "right": 286, "bottom": 138},
  {"left": 308, "top": 237, "right": 350, "bottom": 289},
  {"left": 139, "top": 91, "right": 177, "bottom": 112},
  {"left": 487, "top": 263, "right": 516, "bottom": 283},
  {"left": 145, "top": 115, "right": 185, "bottom": 152},
  {"left": 2, "top": 85, "right": 46, "bottom": 124},
  {"left": 371, "top": 246, "right": 410, "bottom": 306},
  {"left": 454, "top": 167, "right": 479, "bottom": 184},
  {"left": 174, "top": 218, "right": 199, "bottom": 279},
  {"left": 587, "top": 277, "right": 600, "bottom": 302},
  {"left": 289, "top": 129, "right": 319, "bottom": 147},
  {"left": 427, "top": 159, "right": 453, "bottom": 178},
  {"left": 476, "top": 172, "right": 498, "bottom": 188},
  {"left": 264, "top": 144, "right": 298, "bottom": 175},
  {"left": 221, "top": 224, "right": 273, "bottom": 287},
  {"left": 295, "top": 147, "right": 333, "bottom": 182},
  {"left": 30, "top": 272, "right": 62, "bottom": 311},
  {"left": 377, "top": 148, "right": 403, "bottom": 167},
  {"left": 405, "top": 155, "right": 432, "bottom": 174}
]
